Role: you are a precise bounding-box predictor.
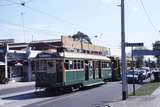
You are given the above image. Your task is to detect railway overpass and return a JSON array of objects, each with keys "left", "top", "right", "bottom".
[{"left": 133, "top": 50, "right": 160, "bottom": 56}]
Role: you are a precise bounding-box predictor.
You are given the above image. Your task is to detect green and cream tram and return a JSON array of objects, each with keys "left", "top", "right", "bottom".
[{"left": 34, "top": 51, "right": 112, "bottom": 90}]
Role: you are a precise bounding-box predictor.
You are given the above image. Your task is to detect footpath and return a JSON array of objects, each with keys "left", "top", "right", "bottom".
[
  {"left": 107, "top": 86, "right": 160, "bottom": 107},
  {"left": 0, "top": 81, "right": 35, "bottom": 96},
  {"left": 0, "top": 81, "right": 35, "bottom": 91}
]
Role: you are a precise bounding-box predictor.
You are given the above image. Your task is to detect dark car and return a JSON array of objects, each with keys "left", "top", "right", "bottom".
[{"left": 127, "top": 70, "right": 143, "bottom": 83}]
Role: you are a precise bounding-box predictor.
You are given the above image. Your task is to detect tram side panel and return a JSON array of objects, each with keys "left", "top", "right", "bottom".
[
  {"left": 101, "top": 61, "right": 112, "bottom": 81},
  {"left": 64, "top": 59, "right": 85, "bottom": 86}
]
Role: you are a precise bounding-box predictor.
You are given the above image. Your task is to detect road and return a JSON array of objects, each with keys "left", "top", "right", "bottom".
[
  {"left": 0, "top": 81, "right": 141, "bottom": 107},
  {"left": 0, "top": 84, "right": 35, "bottom": 96}
]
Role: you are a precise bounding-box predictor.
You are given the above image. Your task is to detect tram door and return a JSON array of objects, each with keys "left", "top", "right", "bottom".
[
  {"left": 47, "top": 60, "right": 63, "bottom": 83},
  {"left": 56, "top": 60, "right": 63, "bottom": 83},
  {"left": 85, "top": 60, "right": 89, "bottom": 80},
  {"left": 98, "top": 61, "right": 102, "bottom": 78}
]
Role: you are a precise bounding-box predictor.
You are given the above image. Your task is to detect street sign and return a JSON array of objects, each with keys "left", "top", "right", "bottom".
[{"left": 125, "top": 42, "right": 144, "bottom": 47}]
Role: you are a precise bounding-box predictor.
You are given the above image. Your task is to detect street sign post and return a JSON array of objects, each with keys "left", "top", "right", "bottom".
[{"left": 126, "top": 42, "right": 144, "bottom": 95}]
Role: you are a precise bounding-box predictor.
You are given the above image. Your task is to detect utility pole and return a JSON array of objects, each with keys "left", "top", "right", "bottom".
[
  {"left": 131, "top": 46, "right": 135, "bottom": 95},
  {"left": 20, "top": 12, "right": 26, "bottom": 42},
  {"left": 5, "top": 43, "right": 8, "bottom": 79},
  {"left": 121, "top": 0, "right": 128, "bottom": 100}
]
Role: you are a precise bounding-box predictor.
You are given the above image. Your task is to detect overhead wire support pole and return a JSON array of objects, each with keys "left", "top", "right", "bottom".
[
  {"left": 131, "top": 46, "right": 136, "bottom": 95},
  {"left": 121, "top": 0, "right": 128, "bottom": 100},
  {"left": 20, "top": 12, "right": 26, "bottom": 42}
]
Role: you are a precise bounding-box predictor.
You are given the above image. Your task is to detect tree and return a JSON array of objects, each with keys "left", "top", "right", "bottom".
[
  {"left": 135, "top": 56, "right": 144, "bottom": 68},
  {"left": 133, "top": 47, "right": 145, "bottom": 68},
  {"left": 153, "top": 41, "right": 160, "bottom": 67},
  {"left": 72, "top": 31, "right": 92, "bottom": 44},
  {"left": 153, "top": 41, "right": 160, "bottom": 51}
]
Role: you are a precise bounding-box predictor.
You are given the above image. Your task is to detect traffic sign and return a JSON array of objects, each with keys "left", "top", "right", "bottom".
[{"left": 125, "top": 42, "right": 144, "bottom": 47}]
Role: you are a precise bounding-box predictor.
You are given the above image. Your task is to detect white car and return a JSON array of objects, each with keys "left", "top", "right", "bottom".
[
  {"left": 141, "top": 67, "right": 152, "bottom": 78},
  {"left": 139, "top": 69, "right": 148, "bottom": 79}
]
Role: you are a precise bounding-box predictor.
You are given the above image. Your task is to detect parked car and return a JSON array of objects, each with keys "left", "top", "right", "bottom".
[
  {"left": 141, "top": 67, "right": 152, "bottom": 78},
  {"left": 139, "top": 69, "right": 148, "bottom": 79},
  {"left": 153, "top": 68, "right": 160, "bottom": 72},
  {"left": 127, "top": 70, "right": 141, "bottom": 83}
]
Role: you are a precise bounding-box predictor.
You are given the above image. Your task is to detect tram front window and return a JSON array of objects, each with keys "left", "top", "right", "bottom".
[
  {"left": 47, "top": 61, "right": 56, "bottom": 73},
  {"left": 38, "top": 60, "right": 47, "bottom": 72}
]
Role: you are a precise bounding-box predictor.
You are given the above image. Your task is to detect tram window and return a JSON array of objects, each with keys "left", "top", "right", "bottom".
[
  {"left": 102, "top": 62, "right": 107, "bottom": 68},
  {"left": 39, "top": 60, "right": 47, "bottom": 71},
  {"left": 93, "top": 61, "right": 96, "bottom": 68},
  {"left": 81, "top": 61, "right": 84, "bottom": 69},
  {"left": 48, "top": 62, "right": 53, "bottom": 67},
  {"left": 96, "top": 61, "right": 99, "bottom": 68},
  {"left": 106, "top": 62, "right": 110, "bottom": 68},
  {"left": 56, "top": 60, "right": 63, "bottom": 72},
  {"left": 104, "top": 62, "right": 106, "bottom": 68},
  {"left": 90, "top": 61, "right": 93, "bottom": 69},
  {"left": 78, "top": 60, "right": 81, "bottom": 69},
  {"left": 64, "top": 60, "right": 69, "bottom": 70},
  {"left": 103, "top": 62, "right": 106, "bottom": 68},
  {"left": 102, "top": 62, "right": 104, "bottom": 68},
  {"left": 105, "top": 62, "right": 107, "bottom": 68},
  {"left": 69, "top": 60, "right": 73, "bottom": 69},
  {"left": 74, "top": 60, "right": 77, "bottom": 69},
  {"left": 47, "top": 61, "right": 55, "bottom": 73}
]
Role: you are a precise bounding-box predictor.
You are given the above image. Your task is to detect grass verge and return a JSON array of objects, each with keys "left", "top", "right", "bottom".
[{"left": 130, "top": 82, "right": 160, "bottom": 96}]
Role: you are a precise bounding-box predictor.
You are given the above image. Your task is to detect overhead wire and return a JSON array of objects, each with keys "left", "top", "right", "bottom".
[
  {"left": 0, "top": 0, "right": 20, "bottom": 6},
  {"left": 23, "top": 6, "right": 91, "bottom": 31},
  {"left": 6, "top": 0, "right": 83, "bottom": 29},
  {"left": 5, "top": 0, "right": 100, "bottom": 36},
  {"left": 139, "top": 0, "right": 157, "bottom": 32},
  {"left": 0, "top": 3, "right": 20, "bottom": 6},
  {"left": 0, "top": 18, "right": 62, "bottom": 36},
  {"left": 1, "top": 0, "right": 35, "bottom": 6}
]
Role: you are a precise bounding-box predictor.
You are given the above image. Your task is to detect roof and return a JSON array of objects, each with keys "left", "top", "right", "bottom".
[
  {"left": 62, "top": 52, "right": 110, "bottom": 61},
  {"left": 31, "top": 39, "right": 61, "bottom": 43}
]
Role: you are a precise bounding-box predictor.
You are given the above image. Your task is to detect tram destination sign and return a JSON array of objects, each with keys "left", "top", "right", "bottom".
[{"left": 125, "top": 42, "right": 144, "bottom": 47}]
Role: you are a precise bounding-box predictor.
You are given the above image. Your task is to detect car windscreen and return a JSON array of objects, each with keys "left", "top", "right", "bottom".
[{"left": 127, "top": 70, "right": 139, "bottom": 75}]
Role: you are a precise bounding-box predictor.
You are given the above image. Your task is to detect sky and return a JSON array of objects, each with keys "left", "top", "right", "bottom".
[{"left": 0, "top": 0, "right": 160, "bottom": 57}]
